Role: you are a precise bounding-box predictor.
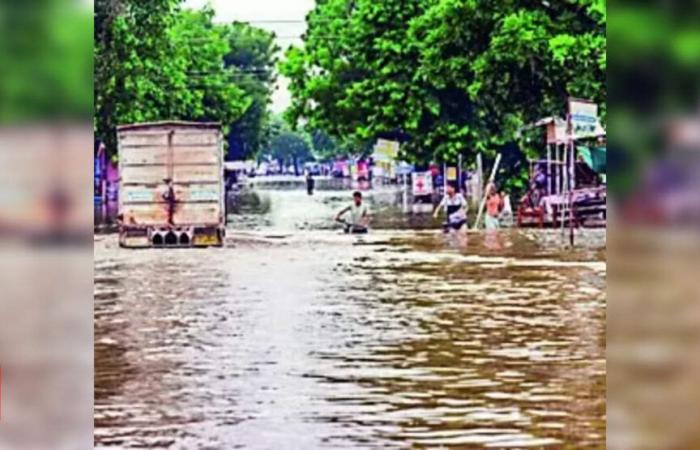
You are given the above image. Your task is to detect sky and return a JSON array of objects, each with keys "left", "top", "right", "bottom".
[{"left": 184, "top": 0, "right": 315, "bottom": 113}]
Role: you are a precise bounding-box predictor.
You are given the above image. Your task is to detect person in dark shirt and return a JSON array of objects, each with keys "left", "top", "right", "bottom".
[
  {"left": 162, "top": 178, "right": 176, "bottom": 226},
  {"left": 306, "top": 170, "right": 315, "bottom": 196}
]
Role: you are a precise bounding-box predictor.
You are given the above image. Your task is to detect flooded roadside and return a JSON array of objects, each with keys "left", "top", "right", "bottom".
[{"left": 95, "top": 189, "right": 605, "bottom": 449}]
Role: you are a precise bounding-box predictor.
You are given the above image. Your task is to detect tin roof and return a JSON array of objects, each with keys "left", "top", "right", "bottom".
[{"left": 117, "top": 121, "right": 221, "bottom": 132}]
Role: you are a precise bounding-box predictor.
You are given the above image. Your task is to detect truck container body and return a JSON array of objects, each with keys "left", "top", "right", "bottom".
[{"left": 117, "top": 122, "right": 225, "bottom": 248}]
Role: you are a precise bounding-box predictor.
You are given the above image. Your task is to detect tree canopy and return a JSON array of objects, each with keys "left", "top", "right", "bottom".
[
  {"left": 0, "top": 0, "right": 92, "bottom": 122},
  {"left": 281, "top": 0, "right": 606, "bottom": 168},
  {"left": 264, "top": 117, "right": 313, "bottom": 174},
  {"left": 608, "top": 2, "right": 699, "bottom": 197},
  {"left": 224, "top": 22, "right": 279, "bottom": 160},
  {"left": 95, "top": 1, "right": 277, "bottom": 158}
]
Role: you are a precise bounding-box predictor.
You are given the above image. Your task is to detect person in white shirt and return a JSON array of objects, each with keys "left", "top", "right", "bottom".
[
  {"left": 433, "top": 183, "right": 468, "bottom": 232},
  {"left": 335, "top": 191, "right": 370, "bottom": 233}
]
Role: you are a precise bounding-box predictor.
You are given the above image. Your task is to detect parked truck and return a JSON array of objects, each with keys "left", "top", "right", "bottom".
[{"left": 117, "top": 121, "right": 225, "bottom": 248}]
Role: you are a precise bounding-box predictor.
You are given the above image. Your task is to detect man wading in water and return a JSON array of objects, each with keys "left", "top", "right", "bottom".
[
  {"left": 434, "top": 182, "right": 468, "bottom": 233},
  {"left": 335, "top": 191, "right": 370, "bottom": 234}
]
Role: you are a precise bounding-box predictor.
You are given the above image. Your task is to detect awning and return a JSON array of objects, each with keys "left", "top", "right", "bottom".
[{"left": 577, "top": 146, "right": 606, "bottom": 174}]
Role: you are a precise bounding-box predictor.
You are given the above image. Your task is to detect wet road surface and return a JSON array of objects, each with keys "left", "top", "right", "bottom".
[{"left": 95, "top": 188, "right": 605, "bottom": 449}]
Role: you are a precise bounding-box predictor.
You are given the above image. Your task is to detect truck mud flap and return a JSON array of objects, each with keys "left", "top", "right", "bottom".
[{"left": 192, "top": 227, "right": 224, "bottom": 247}]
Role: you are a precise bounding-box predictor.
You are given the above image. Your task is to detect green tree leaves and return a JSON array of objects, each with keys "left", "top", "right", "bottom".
[
  {"left": 0, "top": 0, "right": 92, "bottom": 122},
  {"left": 281, "top": 0, "right": 606, "bottom": 169},
  {"left": 224, "top": 22, "right": 279, "bottom": 160},
  {"left": 95, "top": 0, "right": 255, "bottom": 156}
]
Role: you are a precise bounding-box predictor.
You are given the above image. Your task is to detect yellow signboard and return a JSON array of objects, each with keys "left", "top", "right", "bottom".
[
  {"left": 446, "top": 167, "right": 458, "bottom": 181},
  {"left": 374, "top": 139, "right": 399, "bottom": 160}
]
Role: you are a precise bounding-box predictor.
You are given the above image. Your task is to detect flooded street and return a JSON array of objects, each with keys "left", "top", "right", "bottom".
[{"left": 95, "top": 187, "right": 606, "bottom": 449}]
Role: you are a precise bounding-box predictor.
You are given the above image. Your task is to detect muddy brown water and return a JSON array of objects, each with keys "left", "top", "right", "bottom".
[{"left": 95, "top": 188, "right": 605, "bottom": 449}]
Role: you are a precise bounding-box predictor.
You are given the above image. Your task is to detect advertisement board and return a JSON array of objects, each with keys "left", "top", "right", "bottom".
[{"left": 569, "top": 99, "right": 601, "bottom": 139}]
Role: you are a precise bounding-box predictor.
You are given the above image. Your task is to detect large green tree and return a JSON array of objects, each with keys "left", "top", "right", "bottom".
[
  {"left": 95, "top": 1, "right": 250, "bottom": 155},
  {"left": 262, "top": 117, "right": 313, "bottom": 174},
  {"left": 224, "top": 22, "right": 279, "bottom": 160},
  {"left": 281, "top": 0, "right": 606, "bottom": 170},
  {"left": 281, "top": 0, "right": 430, "bottom": 159}
]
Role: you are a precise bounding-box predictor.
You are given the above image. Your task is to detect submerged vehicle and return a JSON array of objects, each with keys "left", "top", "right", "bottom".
[{"left": 117, "top": 121, "right": 225, "bottom": 248}]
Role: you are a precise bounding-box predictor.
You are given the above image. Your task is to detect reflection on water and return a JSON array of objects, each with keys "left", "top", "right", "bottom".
[{"left": 95, "top": 189, "right": 605, "bottom": 449}]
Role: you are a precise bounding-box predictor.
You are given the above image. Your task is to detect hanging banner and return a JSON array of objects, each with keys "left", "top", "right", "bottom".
[
  {"left": 412, "top": 172, "right": 433, "bottom": 196},
  {"left": 569, "top": 99, "right": 602, "bottom": 139}
]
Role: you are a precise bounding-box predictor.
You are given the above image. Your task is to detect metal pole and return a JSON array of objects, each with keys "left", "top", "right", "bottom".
[
  {"left": 403, "top": 172, "right": 409, "bottom": 213},
  {"left": 443, "top": 162, "right": 447, "bottom": 193},
  {"left": 546, "top": 144, "right": 552, "bottom": 196},
  {"left": 476, "top": 153, "right": 483, "bottom": 204},
  {"left": 554, "top": 144, "right": 560, "bottom": 195},
  {"left": 562, "top": 144, "right": 567, "bottom": 201},
  {"left": 561, "top": 143, "right": 566, "bottom": 235},
  {"left": 569, "top": 142, "right": 575, "bottom": 246}
]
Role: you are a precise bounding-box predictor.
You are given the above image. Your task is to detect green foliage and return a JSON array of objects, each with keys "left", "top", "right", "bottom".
[
  {"left": 609, "top": 3, "right": 700, "bottom": 197},
  {"left": 309, "top": 129, "right": 340, "bottom": 161},
  {"left": 281, "top": 0, "right": 606, "bottom": 175},
  {"left": 0, "top": 0, "right": 92, "bottom": 122},
  {"left": 225, "top": 23, "right": 279, "bottom": 160},
  {"left": 95, "top": 0, "right": 250, "bottom": 155},
  {"left": 264, "top": 117, "right": 313, "bottom": 173}
]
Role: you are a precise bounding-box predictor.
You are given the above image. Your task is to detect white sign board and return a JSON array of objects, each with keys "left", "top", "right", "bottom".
[
  {"left": 412, "top": 172, "right": 433, "bottom": 196},
  {"left": 569, "top": 99, "right": 600, "bottom": 139}
]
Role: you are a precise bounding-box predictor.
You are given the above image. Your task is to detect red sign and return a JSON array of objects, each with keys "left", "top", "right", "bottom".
[{"left": 412, "top": 172, "right": 433, "bottom": 196}]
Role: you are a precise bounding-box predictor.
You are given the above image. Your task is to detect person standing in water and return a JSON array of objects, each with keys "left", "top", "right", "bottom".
[
  {"left": 484, "top": 183, "right": 504, "bottom": 230},
  {"left": 433, "top": 183, "right": 468, "bottom": 232},
  {"left": 305, "top": 170, "right": 315, "bottom": 196},
  {"left": 335, "top": 191, "right": 370, "bottom": 233}
]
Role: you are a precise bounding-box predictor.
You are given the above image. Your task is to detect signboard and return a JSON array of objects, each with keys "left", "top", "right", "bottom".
[
  {"left": 569, "top": 99, "right": 601, "bottom": 139},
  {"left": 395, "top": 162, "right": 414, "bottom": 176},
  {"left": 373, "top": 139, "right": 400, "bottom": 160},
  {"left": 412, "top": 172, "right": 433, "bottom": 196},
  {"left": 446, "top": 167, "right": 458, "bottom": 181}
]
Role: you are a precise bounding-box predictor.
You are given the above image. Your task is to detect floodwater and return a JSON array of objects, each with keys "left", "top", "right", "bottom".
[{"left": 95, "top": 187, "right": 606, "bottom": 449}]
